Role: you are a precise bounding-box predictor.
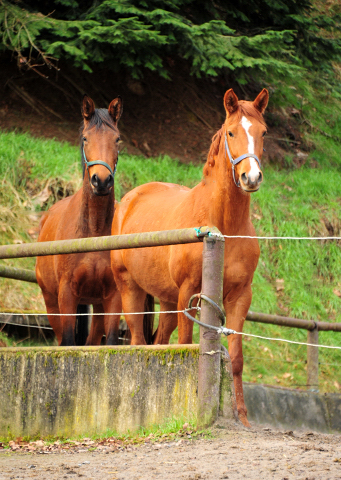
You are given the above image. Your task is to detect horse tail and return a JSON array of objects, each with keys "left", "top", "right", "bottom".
[
  {"left": 75, "top": 304, "right": 90, "bottom": 345},
  {"left": 143, "top": 294, "right": 155, "bottom": 345},
  {"left": 151, "top": 326, "right": 158, "bottom": 345}
]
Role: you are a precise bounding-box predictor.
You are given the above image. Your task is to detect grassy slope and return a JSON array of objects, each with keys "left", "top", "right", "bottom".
[{"left": 0, "top": 70, "right": 341, "bottom": 392}]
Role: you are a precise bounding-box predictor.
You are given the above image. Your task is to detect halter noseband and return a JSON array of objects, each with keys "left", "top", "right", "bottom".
[
  {"left": 82, "top": 146, "right": 118, "bottom": 179},
  {"left": 224, "top": 131, "right": 262, "bottom": 188}
]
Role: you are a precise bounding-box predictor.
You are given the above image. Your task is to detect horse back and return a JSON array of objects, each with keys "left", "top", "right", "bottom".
[{"left": 113, "top": 181, "right": 192, "bottom": 235}]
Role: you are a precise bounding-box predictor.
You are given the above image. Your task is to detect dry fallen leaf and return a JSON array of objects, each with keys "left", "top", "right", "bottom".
[
  {"left": 276, "top": 278, "right": 285, "bottom": 291},
  {"left": 333, "top": 289, "right": 341, "bottom": 298}
]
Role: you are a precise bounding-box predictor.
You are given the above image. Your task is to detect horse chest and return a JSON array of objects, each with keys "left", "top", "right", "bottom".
[{"left": 68, "top": 257, "right": 114, "bottom": 300}]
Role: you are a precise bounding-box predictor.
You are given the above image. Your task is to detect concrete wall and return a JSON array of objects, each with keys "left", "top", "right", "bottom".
[
  {"left": 0, "top": 345, "right": 201, "bottom": 438},
  {"left": 244, "top": 382, "right": 341, "bottom": 433},
  {"left": 2, "top": 345, "right": 340, "bottom": 439},
  {"left": 0, "top": 344, "right": 235, "bottom": 439}
]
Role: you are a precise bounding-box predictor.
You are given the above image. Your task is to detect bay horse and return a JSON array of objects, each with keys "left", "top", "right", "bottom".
[
  {"left": 111, "top": 88, "right": 269, "bottom": 426},
  {"left": 36, "top": 95, "right": 123, "bottom": 346}
]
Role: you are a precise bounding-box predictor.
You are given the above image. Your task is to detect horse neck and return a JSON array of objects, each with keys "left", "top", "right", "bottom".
[
  {"left": 199, "top": 132, "right": 251, "bottom": 235},
  {"left": 77, "top": 179, "right": 114, "bottom": 238}
]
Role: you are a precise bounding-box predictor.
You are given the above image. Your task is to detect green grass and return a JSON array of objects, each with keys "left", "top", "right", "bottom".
[
  {"left": 0, "top": 415, "right": 203, "bottom": 444},
  {"left": 87, "top": 415, "right": 201, "bottom": 444},
  {"left": 115, "top": 154, "right": 202, "bottom": 199},
  {"left": 0, "top": 330, "right": 56, "bottom": 348},
  {"left": 0, "top": 130, "right": 82, "bottom": 185}
]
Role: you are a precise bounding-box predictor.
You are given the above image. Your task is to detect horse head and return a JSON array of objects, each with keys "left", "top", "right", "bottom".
[
  {"left": 223, "top": 88, "right": 268, "bottom": 192},
  {"left": 81, "top": 95, "right": 123, "bottom": 196}
]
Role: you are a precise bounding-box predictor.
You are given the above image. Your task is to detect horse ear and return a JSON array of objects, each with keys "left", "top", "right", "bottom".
[
  {"left": 253, "top": 89, "right": 269, "bottom": 114},
  {"left": 82, "top": 95, "right": 95, "bottom": 120},
  {"left": 108, "top": 96, "right": 123, "bottom": 124},
  {"left": 224, "top": 89, "right": 239, "bottom": 116}
]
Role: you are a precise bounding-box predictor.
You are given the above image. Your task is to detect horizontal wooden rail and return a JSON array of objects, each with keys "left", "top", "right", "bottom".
[
  {"left": 0, "top": 227, "right": 210, "bottom": 260},
  {"left": 0, "top": 264, "right": 37, "bottom": 283},
  {"left": 246, "top": 311, "right": 341, "bottom": 332}
]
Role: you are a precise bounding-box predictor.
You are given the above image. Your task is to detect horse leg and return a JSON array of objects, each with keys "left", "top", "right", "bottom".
[
  {"left": 224, "top": 285, "right": 252, "bottom": 427},
  {"left": 177, "top": 283, "right": 199, "bottom": 344},
  {"left": 86, "top": 304, "right": 105, "bottom": 346},
  {"left": 58, "top": 284, "right": 78, "bottom": 346},
  {"left": 153, "top": 300, "right": 178, "bottom": 345},
  {"left": 114, "top": 268, "right": 147, "bottom": 345},
  {"left": 42, "top": 291, "right": 62, "bottom": 345},
  {"left": 103, "top": 290, "right": 122, "bottom": 345}
]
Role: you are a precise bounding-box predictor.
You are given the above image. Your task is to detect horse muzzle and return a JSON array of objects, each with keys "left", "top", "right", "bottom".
[
  {"left": 90, "top": 173, "right": 114, "bottom": 196},
  {"left": 239, "top": 170, "right": 263, "bottom": 192}
]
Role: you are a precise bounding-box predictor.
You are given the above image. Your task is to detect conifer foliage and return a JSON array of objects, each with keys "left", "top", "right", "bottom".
[{"left": 0, "top": 0, "right": 340, "bottom": 81}]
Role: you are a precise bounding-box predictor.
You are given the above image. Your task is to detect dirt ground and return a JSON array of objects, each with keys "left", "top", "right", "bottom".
[{"left": 1, "top": 423, "right": 341, "bottom": 480}]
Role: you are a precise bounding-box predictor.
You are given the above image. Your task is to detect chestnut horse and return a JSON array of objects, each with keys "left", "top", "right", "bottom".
[
  {"left": 111, "top": 88, "right": 269, "bottom": 426},
  {"left": 36, "top": 95, "right": 123, "bottom": 346}
]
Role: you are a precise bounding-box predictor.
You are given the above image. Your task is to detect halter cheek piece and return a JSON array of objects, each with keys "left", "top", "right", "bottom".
[
  {"left": 82, "top": 146, "right": 118, "bottom": 180},
  {"left": 224, "top": 131, "right": 262, "bottom": 188}
]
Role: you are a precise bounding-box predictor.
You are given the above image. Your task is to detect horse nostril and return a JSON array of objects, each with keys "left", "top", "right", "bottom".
[
  {"left": 241, "top": 173, "right": 248, "bottom": 184},
  {"left": 258, "top": 171, "right": 263, "bottom": 183},
  {"left": 106, "top": 174, "right": 114, "bottom": 189},
  {"left": 91, "top": 174, "right": 99, "bottom": 187}
]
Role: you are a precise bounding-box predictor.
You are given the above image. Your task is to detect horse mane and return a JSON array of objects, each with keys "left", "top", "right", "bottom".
[
  {"left": 203, "top": 100, "right": 266, "bottom": 176},
  {"left": 80, "top": 108, "right": 119, "bottom": 176},
  {"left": 203, "top": 126, "right": 224, "bottom": 175}
]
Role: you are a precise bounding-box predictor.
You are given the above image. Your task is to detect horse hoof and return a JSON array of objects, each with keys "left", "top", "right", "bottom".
[{"left": 239, "top": 414, "right": 251, "bottom": 428}]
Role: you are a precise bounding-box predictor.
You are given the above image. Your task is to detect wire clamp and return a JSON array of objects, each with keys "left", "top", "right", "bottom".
[
  {"left": 217, "top": 327, "right": 237, "bottom": 336},
  {"left": 194, "top": 227, "right": 211, "bottom": 238}
]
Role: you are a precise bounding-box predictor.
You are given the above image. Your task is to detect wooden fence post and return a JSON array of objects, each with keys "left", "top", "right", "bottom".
[
  {"left": 307, "top": 326, "right": 319, "bottom": 390},
  {"left": 198, "top": 231, "right": 225, "bottom": 428}
]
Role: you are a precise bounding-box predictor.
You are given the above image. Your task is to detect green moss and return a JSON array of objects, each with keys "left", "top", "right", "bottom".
[{"left": 45, "top": 402, "right": 53, "bottom": 416}]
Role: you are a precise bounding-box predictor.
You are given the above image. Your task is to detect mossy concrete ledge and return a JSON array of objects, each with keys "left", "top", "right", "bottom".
[
  {"left": 0, "top": 344, "right": 235, "bottom": 438},
  {"left": 0, "top": 345, "right": 198, "bottom": 438}
]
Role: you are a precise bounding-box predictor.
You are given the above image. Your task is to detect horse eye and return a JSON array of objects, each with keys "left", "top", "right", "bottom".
[
  {"left": 116, "top": 137, "right": 120, "bottom": 143},
  {"left": 262, "top": 131, "right": 267, "bottom": 137},
  {"left": 228, "top": 131, "right": 234, "bottom": 137},
  {"left": 83, "top": 136, "right": 87, "bottom": 142}
]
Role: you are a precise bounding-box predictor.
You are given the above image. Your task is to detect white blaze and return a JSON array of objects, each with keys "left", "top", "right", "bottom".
[{"left": 240, "top": 116, "right": 260, "bottom": 182}]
